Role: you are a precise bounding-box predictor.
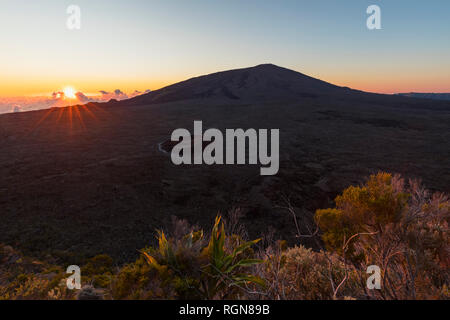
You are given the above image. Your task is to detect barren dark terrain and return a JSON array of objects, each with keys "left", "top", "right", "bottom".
[{"left": 1, "top": 65, "right": 449, "bottom": 263}]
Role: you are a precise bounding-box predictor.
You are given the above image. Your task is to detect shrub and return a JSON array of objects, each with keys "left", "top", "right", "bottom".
[
  {"left": 315, "top": 172, "right": 409, "bottom": 258},
  {"left": 315, "top": 172, "right": 449, "bottom": 299},
  {"left": 81, "top": 254, "right": 114, "bottom": 289},
  {"left": 256, "top": 242, "right": 361, "bottom": 300},
  {"left": 0, "top": 245, "right": 74, "bottom": 300},
  {"left": 110, "top": 254, "right": 174, "bottom": 299}
]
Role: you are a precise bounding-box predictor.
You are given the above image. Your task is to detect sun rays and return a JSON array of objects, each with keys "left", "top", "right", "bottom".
[{"left": 27, "top": 102, "right": 110, "bottom": 136}]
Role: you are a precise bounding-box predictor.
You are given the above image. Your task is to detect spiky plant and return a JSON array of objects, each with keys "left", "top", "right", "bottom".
[{"left": 142, "top": 216, "right": 264, "bottom": 299}]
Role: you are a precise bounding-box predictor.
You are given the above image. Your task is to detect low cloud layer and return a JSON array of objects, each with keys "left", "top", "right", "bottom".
[{"left": 0, "top": 89, "right": 151, "bottom": 114}]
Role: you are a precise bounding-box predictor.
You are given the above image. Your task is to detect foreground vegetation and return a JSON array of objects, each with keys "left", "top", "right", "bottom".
[{"left": 1, "top": 173, "right": 448, "bottom": 300}]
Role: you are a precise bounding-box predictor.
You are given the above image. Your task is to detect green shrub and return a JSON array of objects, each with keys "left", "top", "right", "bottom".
[
  {"left": 315, "top": 172, "right": 449, "bottom": 299},
  {"left": 315, "top": 172, "right": 409, "bottom": 258},
  {"left": 81, "top": 254, "right": 114, "bottom": 288}
]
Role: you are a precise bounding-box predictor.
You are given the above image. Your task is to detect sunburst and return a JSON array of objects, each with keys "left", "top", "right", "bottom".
[{"left": 63, "top": 86, "right": 76, "bottom": 99}]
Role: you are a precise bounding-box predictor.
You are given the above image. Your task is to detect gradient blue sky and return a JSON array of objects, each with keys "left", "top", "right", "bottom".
[{"left": 0, "top": 0, "right": 449, "bottom": 95}]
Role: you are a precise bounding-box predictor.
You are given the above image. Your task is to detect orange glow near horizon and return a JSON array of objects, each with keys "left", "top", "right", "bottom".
[
  {"left": 0, "top": 69, "right": 449, "bottom": 98},
  {"left": 0, "top": 73, "right": 172, "bottom": 97},
  {"left": 1, "top": 80, "right": 449, "bottom": 99}
]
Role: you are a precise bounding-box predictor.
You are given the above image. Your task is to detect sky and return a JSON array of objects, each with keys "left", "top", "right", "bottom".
[{"left": 0, "top": 0, "right": 449, "bottom": 103}]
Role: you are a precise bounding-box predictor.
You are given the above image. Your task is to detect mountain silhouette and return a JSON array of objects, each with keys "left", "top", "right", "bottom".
[
  {"left": 94, "top": 64, "right": 448, "bottom": 111},
  {"left": 101, "top": 64, "right": 355, "bottom": 106}
]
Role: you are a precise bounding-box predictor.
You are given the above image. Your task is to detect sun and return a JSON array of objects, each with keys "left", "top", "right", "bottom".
[{"left": 63, "top": 86, "right": 76, "bottom": 99}]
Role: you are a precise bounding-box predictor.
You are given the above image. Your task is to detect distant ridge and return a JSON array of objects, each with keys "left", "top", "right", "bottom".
[{"left": 396, "top": 93, "right": 450, "bottom": 101}]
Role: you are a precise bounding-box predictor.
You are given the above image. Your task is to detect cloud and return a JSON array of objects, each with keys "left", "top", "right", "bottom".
[
  {"left": 98, "top": 89, "right": 131, "bottom": 101},
  {"left": 52, "top": 91, "right": 65, "bottom": 99},
  {"left": 75, "top": 91, "right": 92, "bottom": 103}
]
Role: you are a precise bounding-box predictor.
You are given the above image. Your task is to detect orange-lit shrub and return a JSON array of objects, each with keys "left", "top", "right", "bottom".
[{"left": 315, "top": 173, "right": 449, "bottom": 299}]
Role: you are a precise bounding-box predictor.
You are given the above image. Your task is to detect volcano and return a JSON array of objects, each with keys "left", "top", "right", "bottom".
[
  {"left": 96, "top": 64, "right": 448, "bottom": 111},
  {"left": 120, "top": 64, "right": 351, "bottom": 105}
]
